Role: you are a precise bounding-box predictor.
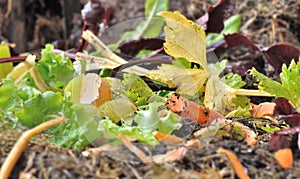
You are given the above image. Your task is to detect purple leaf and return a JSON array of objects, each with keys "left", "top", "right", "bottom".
[
  {"left": 215, "top": 33, "right": 300, "bottom": 73},
  {"left": 274, "top": 98, "right": 300, "bottom": 127},
  {"left": 119, "top": 38, "right": 165, "bottom": 57},
  {"left": 269, "top": 98, "right": 300, "bottom": 151},
  {"left": 261, "top": 44, "right": 300, "bottom": 73},
  {"left": 223, "top": 33, "right": 260, "bottom": 51},
  {"left": 269, "top": 133, "right": 291, "bottom": 151},
  {"left": 197, "top": 0, "right": 236, "bottom": 33}
]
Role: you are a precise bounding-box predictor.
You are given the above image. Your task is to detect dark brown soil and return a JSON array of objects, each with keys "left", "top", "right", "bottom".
[{"left": 1, "top": 0, "right": 300, "bottom": 178}]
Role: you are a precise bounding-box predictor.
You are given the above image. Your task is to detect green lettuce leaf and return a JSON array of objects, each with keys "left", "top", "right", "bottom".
[
  {"left": 156, "top": 110, "right": 182, "bottom": 134},
  {"left": 0, "top": 78, "right": 20, "bottom": 112},
  {"left": 35, "top": 44, "right": 76, "bottom": 92},
  {"left": 122, "top": 73, "right": 154, "bottom": 106},
  {"left": 223, "top": 72, "right": 246, "bottom": 89},
  {"left": 47, "top": 103, "right": 100, "bottom": 151},
  {"left": 134, "top": 102, "right": 181, "bottom": 134},
  {"left": 98, "top": 119, "right": 158, "bottom": 146},
  {"left": 0, "top": 80, "right": 99, "bottom": 150},
  {"left": 250, "top": 59, "right": 300, "bottom": 110},
  {"left": 15, "top": 91, "right": 64, "bottom": 128}
]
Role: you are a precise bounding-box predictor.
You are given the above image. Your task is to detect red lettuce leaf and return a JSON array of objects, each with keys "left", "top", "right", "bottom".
[
  {"left": 215, "top": 33, "right": 300, "bottom": 73},
  {"left": 269, "top": 98, "right": 300, "bottom": 151},
  {"left": 261, "top": 44, "right": 300, "bottom": 73},
  {"left": 269, "top": 133, "right": 292, "bottom": 151},
  {"left": 118, "top": 38, "right": 165, "bottom": 57},
  {"left": 223, "top": 33, "right": 260, "bottom": 51},
  {"left": 274, "top": 97, "right": 300, "bottom": 127},
  {"left": 197, "top": 0, "right": 236, "bottom": 33}
]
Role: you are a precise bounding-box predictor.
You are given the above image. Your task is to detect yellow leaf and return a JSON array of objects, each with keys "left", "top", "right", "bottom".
[
  {"left": 158, "top": 11, "right": 210, "bottom": 73},
  {"left": 204, "top": 74, "right": 227, "bottom": 112},
  {"left": 0, "top": 42, "right": 12, "bottom": 79},
  {"left": 7, "top": 54, "right": 35, "bottom": 83},
  {"left": 149, "top": 64, "right": 207, "bottom": 95}
]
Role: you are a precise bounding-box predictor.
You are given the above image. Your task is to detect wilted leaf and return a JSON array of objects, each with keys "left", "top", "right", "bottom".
[
  {"left": 269, "top": 133, "right": 291, "bottom": 151},
  {"left": 222, "top": 33, "right": 260, "bottom": 51},
  {"left": 158, "top": 11, "right": 209, "bottom": 72},
  {"left": 149, "top": 64, "right": 207, "bottom": 95},
  {"left": 223, "top": 72, "right": 246, "bottom": 89},
  {"left": 134, "top": 102, "right": 181, "bottom": 134},
  {"left": 98, "top": 98, "right": 136, "bottom": 123},
  {"left": 97, "top": 119, "right": 158, "bottom": 146},
  {"left": 6, "top": 55, "right": 35, "bottom": 84},
  {"left": 14, "top": 92, "right": 64, "bottom": 128},
  {"left": 0, "top": 78, "right": 20, "bottom": 112}
]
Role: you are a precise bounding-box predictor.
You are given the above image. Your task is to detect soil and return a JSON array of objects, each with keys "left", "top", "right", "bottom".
[{"left": 1, "top": 0, "right": 300, "bottom": 178}]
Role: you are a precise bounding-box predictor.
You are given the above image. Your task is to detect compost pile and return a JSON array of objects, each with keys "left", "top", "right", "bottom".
[{"left": 1, "top": 0, "right": 300, "bottom": 178}]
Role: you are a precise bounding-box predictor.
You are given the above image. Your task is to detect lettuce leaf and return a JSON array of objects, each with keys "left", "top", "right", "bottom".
[
  {"left": 47, "top": 103, "right": 100, "bottom": 151},
  {"left": 133, "top": 102, "right": 181, "bottom": 134},
  {"left": 223, "top": 72, "right": 246, "bottom": 89},
  {"left": 0, "top": 79, "right": 100, "bottom": 150},
  {"left": 250, "top": 58, "right": 300, "bottom": 110},
  {"left": 14, "top": 91, "right": 65, "bottom": 128},
  {"left": 0, "top": 78, "right": 21, "bottom": 112},
  {"left": 35, "top": 44, "right": 76, "bottom": 92},
  {"left": 122, "top": 73, "right": 154, "bottom": 106},
  {"left": 98, "top": 119, "right": 158, "bottom": 146},
  {"left": 98, "top": 98, "right": 137, "bottom": 123}
]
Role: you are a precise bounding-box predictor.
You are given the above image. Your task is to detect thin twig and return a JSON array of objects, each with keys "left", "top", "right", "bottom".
[{"left": 0, "top": 115, "right": 65, "bottom": 179}]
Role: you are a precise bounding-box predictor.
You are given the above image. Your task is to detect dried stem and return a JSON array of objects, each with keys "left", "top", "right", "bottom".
[
  {"left": 233, "top": 89, "right": 273, "bottom": 97},
  {"left": 0, "top": 115, "right": 65, "bottom": 179},
  {"left": 76, "top": 52, "right": 119, "bottom": 69},
  {"left": 81, "top": 30, "right": 149, "bottom": 76}
]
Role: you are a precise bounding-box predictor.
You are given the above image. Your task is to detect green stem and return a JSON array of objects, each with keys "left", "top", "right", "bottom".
[{"left": 233, "top": 89, "right": 274, "bottom": 97}]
